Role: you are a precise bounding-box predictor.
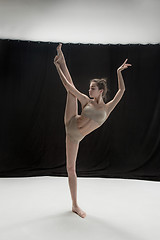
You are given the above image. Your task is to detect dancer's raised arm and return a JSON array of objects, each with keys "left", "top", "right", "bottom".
[{"left": 106, "top": 59, "right": 132, "bottom": 116}]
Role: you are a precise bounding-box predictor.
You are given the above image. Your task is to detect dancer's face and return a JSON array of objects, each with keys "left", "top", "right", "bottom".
[{"left": 89, "top": 82, "right": 103, "bottom": 98}]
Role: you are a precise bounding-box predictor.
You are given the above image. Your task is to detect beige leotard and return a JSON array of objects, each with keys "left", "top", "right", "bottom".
[{"left": 65, "top": 101, "right": 107, "bottom": 143}]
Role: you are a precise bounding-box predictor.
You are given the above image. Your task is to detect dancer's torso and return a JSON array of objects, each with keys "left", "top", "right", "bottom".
[{"left": 76, "top": 100, "right": 108, "bottom": 136}]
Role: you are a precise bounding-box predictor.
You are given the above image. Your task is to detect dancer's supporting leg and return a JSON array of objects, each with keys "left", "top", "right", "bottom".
[{"left": 65, "top": 92, "right": 86, "bottom": 218}]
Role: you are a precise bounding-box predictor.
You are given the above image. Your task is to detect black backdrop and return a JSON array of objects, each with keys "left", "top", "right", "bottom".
[{"left": 0, "top": 39, "right": 160, "bottom": 181}]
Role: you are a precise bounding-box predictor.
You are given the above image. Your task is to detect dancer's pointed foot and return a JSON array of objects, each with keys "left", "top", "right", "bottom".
[
  {"left": 72, "top": 205, "right": 86, "bottom": 218},
  {"left": 57, "top": 43, "right": 63, "bottom": 56},
  {"left": 56, "top": 43, "right": 65, "bottom": 65}
]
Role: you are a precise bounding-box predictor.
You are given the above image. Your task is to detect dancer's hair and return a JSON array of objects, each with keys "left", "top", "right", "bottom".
[{"left": 90, "top": 78, "right": 109, "bottom": 102}]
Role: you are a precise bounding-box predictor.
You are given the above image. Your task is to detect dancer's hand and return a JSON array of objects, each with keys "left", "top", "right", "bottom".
[{"left": 117, "top": 59, "right": 132, "bottom": 72}]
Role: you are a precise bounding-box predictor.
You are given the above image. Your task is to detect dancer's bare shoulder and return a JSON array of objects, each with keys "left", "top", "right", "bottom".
[{"left": 81, "top": 95, "right": 90, "bottom": 109}]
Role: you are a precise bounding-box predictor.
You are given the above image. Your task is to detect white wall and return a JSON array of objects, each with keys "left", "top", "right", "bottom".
[{"left": 0, "top": 0, "right": 159, "bottom": 44}]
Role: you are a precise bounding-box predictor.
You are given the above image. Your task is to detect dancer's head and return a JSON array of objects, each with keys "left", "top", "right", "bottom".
[{"left": 89, "top": 78, "right": 108, "bottom": 102}]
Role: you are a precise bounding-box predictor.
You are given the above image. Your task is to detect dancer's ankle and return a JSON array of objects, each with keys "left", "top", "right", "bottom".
[{"left": 72, "top": 203, "right": 78, "bottom": 208}]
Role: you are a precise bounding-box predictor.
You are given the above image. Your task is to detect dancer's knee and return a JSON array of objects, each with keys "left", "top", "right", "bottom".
[{"left": 67, "top": 166, "right": 76, "bottom": 176}]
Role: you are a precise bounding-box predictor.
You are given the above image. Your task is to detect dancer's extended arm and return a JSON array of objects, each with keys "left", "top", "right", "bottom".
[
  {"left": 55, "top": 63, "right": 89, "bottom": 106},
  {"left": 106, "top": 59, "right": 132, "bottom": 115},
  {"left": 60, "top": 61, "right": 73, "bottom": 85}
]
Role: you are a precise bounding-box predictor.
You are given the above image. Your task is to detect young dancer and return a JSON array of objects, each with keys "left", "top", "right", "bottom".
[{"left": 54, "top": 43, "right": 131, "bottom": 218}]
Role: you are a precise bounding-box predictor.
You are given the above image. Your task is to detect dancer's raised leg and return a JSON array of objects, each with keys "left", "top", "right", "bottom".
[
  {"left": 56, "top": 43, "right": 75, "bottom": 86},
  {"left": 56, "top": 43, "right": 78, "bottom": 122}
]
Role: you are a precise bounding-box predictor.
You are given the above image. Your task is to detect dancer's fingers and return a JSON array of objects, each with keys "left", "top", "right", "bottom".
[
  {"left": 122, "top": 59, "right": 128, "bottom": 66},
  {"left": 123, "top": 59, "right": 128, "bottom": 65}
]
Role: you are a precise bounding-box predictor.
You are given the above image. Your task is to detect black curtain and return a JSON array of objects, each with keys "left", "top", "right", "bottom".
[{"left": 0, "top": 39, "right": 160, "bottom": 181}]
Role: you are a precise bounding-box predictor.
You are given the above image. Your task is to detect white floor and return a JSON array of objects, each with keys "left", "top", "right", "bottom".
[{"left": 0, "top": 176, "right": 160, "bottom": 240}]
